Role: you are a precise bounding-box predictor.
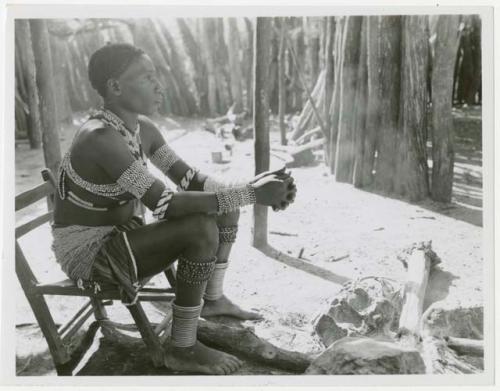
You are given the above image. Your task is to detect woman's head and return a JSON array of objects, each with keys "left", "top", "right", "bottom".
[{"left": 88, "top": 43, "right": 163, "bottom": 115}]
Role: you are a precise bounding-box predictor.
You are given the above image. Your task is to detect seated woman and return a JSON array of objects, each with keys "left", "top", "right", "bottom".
[{"left": 51, "top": 43, "right": 297, "bottom": 375}]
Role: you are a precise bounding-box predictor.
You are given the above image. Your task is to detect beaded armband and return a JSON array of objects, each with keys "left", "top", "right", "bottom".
[
  {"left": 215, "top": 184, "right": 256, "bottom": 215},
  {"left": 177, "top": 167, "right": 200, "bottom": 192},
  {"left": 149, "top": 143, "right": 181, "bottom": 174},
  {"left": 116, "top": 159, "right": 156, "bottom": 199},
  {"left": 152, "top": 187, "right": 174, "bottom": 220}
]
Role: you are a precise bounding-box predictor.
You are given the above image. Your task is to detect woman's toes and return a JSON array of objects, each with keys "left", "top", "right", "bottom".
[
  {"left": 213, "top": 365, "right": 225, "bottom": 375},
  {"left": 222, "top": 363, "right": 232, "bottom": 375},
  {"left": 226, "top": 359, "right": 238, "bottom": 372}
]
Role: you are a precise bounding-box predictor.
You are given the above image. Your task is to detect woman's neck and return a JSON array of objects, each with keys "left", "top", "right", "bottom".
[{"left": 103, "top": 102, "right": 138, "bottom": 134}]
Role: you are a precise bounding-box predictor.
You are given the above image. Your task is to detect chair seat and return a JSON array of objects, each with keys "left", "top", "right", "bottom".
[{"left": 35, "top": 278, "right": 176, "bottom": 301}]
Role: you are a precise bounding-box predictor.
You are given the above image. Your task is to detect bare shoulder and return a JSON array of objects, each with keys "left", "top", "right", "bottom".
[
  {"left": 138, "top": 115, "right": 165, "bottom": 156},
  {"left": 74, "top": 120, "right": 129, "bottom": 159}
]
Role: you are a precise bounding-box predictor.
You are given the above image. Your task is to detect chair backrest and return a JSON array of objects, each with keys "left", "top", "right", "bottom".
[{"left": 15, "top": 169, "right": 57, "bottom": 286}]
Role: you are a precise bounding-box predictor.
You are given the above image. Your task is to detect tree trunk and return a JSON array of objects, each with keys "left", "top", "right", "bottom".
[
  {"left": 16, "top": 20, "right": 42, "bottom": 149},
  {"left": 267, "top": 20, "right": 280, "bottom": 114},
  {"left": 327, "top": 16, "right": 345, "bottom": 174},
  {"left": 75, "top": 32, "right": 101, "bottom": 108},
  {"left": 360, "top": 16, "right": 382, "bottom": 187},
  {"left": 48, "top": 32, "right": 72, "bottom": 125},
  {"left": 397, "top": 245, "right": 433, "bottom": 346},
  {"left": 214, "top": 18, "right": 231, "bottom": 113},
  {"left": 323, "top": 17, "right": 335, "bottom": 167},
  {"left": 132, "top": 19, "right": 176, "bottom": 115},
  {"left": 469, "top": 15, "right": 481, "bottom": 104},
  {"left": 197, "top": 319, "right": 311, "bottom": 373},
  {"left": 290, "top": 70, "right": 325, "bottom": 141},
  {"left": 227, "top": 18, "right": 244, "bottom": 114},
  {"left": 278, "top": 18, "right": 287, "bottom": 146},
  {"left": 373, "top": 16, "right": 402, "bottom": 193},
  {"left": 150, "top": 20, "right": 189, "bottom": 116},
  {"left": 334, "top": 16, "right": 362, "bottom": 183},
  {"left": 178, "top": 18, "right": 208, "bottom": 114},
  {"left": 155, "top": 19, "right": 198, "bottom": 115},
  {"left": 244, "top": 18, "right": 254, "bottom": 114},
  {"left": 29, "top": 19, "right": 62, "bottom": 175},
  {"left": 289, "top": 19, "right": 305, "bottom": 110},
  {"left": 63, "top": 40, "right": 85, "bottom": 111},
  {"left": 201, "top": 18, "right": 218, "bottom": 116},
  {"left": 352, "top": 18, "right": 368, "bottom": 188},
  {"left": 307, "top": 17, "right": 321, "bottom": 88},
  {"left": 431, "top": 15, "right": 460, "bottom": 203},
  {"left": 395, "top": 15, "right": 430, "bottom": 202},
  {"left": 252, "top": 17, "right": 272, "bottom": 249}
]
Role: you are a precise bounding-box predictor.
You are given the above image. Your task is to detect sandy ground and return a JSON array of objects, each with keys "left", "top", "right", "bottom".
[{"left": 13, "top": 109, "right": 483, "bottom": 375}]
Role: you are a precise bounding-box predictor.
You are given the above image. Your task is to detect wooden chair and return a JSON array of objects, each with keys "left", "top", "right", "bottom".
[{"left": 15, "top": 168, "right": 178, "bottom": 375}]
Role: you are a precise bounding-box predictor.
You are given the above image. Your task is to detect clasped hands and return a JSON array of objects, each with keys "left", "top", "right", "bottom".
[{"left": 249, "top": 166, "right": 297, "bottom": 212}]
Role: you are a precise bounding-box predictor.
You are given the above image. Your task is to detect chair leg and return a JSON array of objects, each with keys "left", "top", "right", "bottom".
[
  {"left": 126, "top": 302, "right": 165, "bottom": 368},
  {"left": 164, "top": 263, "right": 177, "bottom": 289},
  {"left": 24, "top": 292, "right": 71, "bottom": 367},
  {"left": 90, "top": 298, "right": 108, "bottom": 321}
]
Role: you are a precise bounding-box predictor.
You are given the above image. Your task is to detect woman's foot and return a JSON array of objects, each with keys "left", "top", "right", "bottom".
[
  {"left": 164, "top": 339, "right": 243, "bottom": 375},
  {"left": 201, "top": 295, "right": 264, "bottom": 320}
]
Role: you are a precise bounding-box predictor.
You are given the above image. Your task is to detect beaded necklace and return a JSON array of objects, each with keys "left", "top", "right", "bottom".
[{"left": 90, "top": 107, "right": 145, "bottom": 163}]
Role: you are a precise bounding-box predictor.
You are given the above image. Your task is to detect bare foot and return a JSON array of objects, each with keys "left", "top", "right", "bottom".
[
  {"left": 164, "top": 339, "right": 243, "bottom": 375},
  {"left": 201, "top": 295, "right": 264, "bottom": 320}
]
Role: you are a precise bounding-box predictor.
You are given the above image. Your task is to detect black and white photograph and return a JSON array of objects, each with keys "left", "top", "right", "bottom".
[{"left": 1, "top": 2, "right": 496, "bottom": 387}]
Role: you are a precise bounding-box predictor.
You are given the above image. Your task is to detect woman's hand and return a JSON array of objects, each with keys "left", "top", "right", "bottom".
[
  {"left": 272, "top": 176, "right": 296, "bottom": 212},
  {"left": 251, "top": 174, "right": 296, "bottom": 209},
  {"left": 249, "top": 166, "right": 288, "bottom": 184}
]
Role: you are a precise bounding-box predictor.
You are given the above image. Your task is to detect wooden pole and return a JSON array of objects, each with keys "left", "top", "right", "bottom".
[
  {"left": 397, "top": 245, "right": 434, "bottom": 346},
  {"left": 252, "top": 17, "right": 272, "bottom": 248},
  {"left": 267, "top": 20, "right": 279, "bottom": 114},
  {"left": 244, "top": 18, "right": 254, "bottom": 114},
  {"left": 201, "top": 18, "right": 218, "bottom": 116},
  {"left": 214, "top": 18, "right": 231, "bottom": 113},
  {"left": 361, "top": 16, "right": 382, "bottom": 187},
  {"left": 228, "top": 18, "right": 244, "bottom": 114},
  {"left": 29, "top": 19, "right": 62, "bottom": 175},
  {"left": 431, "top": 15, "right": 460, "bottom": 203},
  {"left": 334, "top": 16, "right": 362, "bottom": 183},
  {"left": 307, "top": 17, "right": 321, "bottom": 87},
  {"left": 352, "top": 18, "right": 368, "bottom": 188},
  {"left": 327, "top": 16, "right": 345, "bottom": 175},
  {"left": 278, "top": 18, "right": 287, "bottom": 146},
  {"left": 373, "top": 16, "right": 402, "bottom": 194},
  {"left": 323, "top": 17, "right": 335, "bottom": 166},
  {"left": 155, "top": 19, "right": 198, "bottom": 115},
  {"left": 48, "top": 31, "right": 72, "bottom": 125},
  {"left": 395, "top": 15, "right": 430, "bottom": 202},
  {"left": 16, "top": 20, "right": 42, "bottom": 149}
]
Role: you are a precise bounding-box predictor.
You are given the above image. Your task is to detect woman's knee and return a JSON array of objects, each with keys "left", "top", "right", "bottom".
[{"left": 184, "top": 213, "right": 219, "bottom": 251}]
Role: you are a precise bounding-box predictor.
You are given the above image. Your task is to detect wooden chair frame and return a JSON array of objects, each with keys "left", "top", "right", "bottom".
[{"left": 15, "top": 168, "right": 177, "bottom": 375}]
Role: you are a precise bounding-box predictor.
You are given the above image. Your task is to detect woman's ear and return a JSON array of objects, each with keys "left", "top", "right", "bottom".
[{"left": 106, "top": 78, "right": 122, "bottom": 96}]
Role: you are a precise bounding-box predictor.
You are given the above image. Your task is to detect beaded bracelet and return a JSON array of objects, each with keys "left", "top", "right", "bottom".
[{"left": 215, "top": 184, "right": 256, "bottom": 214}]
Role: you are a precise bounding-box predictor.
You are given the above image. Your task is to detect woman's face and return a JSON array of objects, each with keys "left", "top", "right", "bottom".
[{"left": 113, "top": 54, "right": 163, "bottom": 115}]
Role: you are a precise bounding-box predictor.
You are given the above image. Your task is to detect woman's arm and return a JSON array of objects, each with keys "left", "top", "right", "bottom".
[
  {"left": 91, "top": 127, "right": 218, "bottom": 219},
  {"left": 90, "top": 127, "right": 286, "bottom": 220},
  {"left": 141, "top": 116, "right": 208, "bottom": 191},
  {"left": 142, "top": 117, "right": 295, "bottom": 200}
]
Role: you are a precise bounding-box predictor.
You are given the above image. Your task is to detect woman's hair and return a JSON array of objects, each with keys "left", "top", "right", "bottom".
[{"left": 88, "top": 43, "right": 145, "bottom": 98}]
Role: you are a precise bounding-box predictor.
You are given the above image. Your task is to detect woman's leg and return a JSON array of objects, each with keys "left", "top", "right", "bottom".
[
  {"left": 125, "top": 213, "right": 243, "bottom": 375},
  {"left": 201, "top": 210, "right": 263, "bottom": 320}
]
